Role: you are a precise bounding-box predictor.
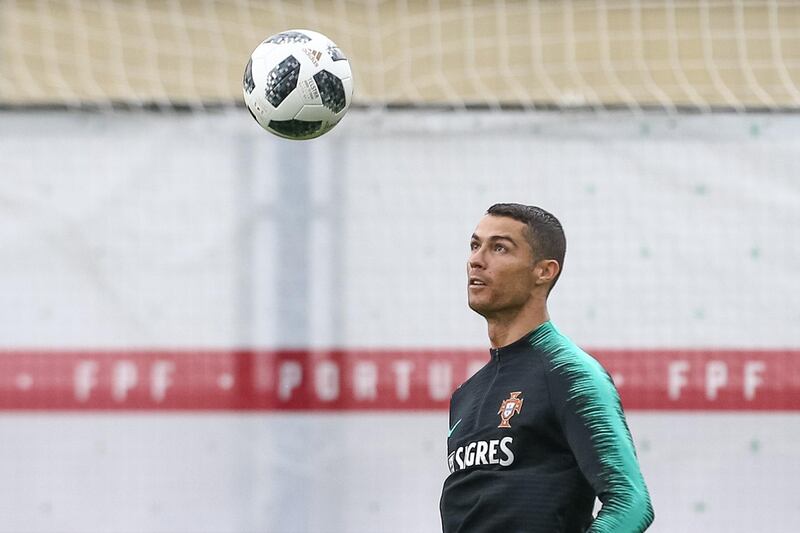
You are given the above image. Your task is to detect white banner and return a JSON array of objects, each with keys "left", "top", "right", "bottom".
[{"left": 0, "top": 109, "right": 798, "bottom": 532}]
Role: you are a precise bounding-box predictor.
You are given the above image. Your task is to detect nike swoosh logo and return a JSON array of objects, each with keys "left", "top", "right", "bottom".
[{"left": 448, "top": 419, "right": 462, "bottom": 438}]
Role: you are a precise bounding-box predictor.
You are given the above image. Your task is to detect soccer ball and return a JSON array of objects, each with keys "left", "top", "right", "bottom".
[{"left": 243, "top": 29, "right": 354, "bottom": 140}]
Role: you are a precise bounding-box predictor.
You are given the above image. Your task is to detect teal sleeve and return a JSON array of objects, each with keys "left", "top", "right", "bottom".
[{"left": 545, "top": 344, "right": 654, "bottom": 532}]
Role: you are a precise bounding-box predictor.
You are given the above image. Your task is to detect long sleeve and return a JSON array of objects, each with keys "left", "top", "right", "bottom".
[{"left": 545, "top": 343, "right": 654, "bottom": 532}]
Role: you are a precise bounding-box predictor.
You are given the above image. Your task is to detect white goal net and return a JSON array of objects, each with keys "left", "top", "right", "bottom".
[{"left": 1, "top": 0, "right": 799, "bottom": 111}]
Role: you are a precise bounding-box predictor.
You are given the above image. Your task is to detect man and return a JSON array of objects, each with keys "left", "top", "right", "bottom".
[{"left": 440, "top": 203, "right": 654, "bottom": 533}]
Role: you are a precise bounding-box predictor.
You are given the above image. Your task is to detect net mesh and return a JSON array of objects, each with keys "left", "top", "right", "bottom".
[{"left": 1, "top": 0, "right": 799, "bottom": 110}]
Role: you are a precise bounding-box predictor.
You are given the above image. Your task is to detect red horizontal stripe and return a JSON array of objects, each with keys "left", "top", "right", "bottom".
[{"left": 0, "top": 349, "right": 797, "bottom": 411}]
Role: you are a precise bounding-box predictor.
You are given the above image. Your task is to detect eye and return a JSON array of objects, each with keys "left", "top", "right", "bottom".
[
  {"left": 470, "top": 241, "right": 479, "bottom": 251},
  {"left": 494, "top": 244, "right": 506, "bottom": 253}
]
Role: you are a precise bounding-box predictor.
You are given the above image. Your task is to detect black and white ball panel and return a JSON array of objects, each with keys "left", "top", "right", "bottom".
[
  {"left": 264, "top": 55, "right": 301, "bottom": 108},
  {"left": 268, "top": 119, "right": 324, "bottom": 138},
  {"left": 265, "top": 31, "right": 312, "bottom": 45},
  {"left": 243, "top": 58, "right": 255, "bottom": 95}
]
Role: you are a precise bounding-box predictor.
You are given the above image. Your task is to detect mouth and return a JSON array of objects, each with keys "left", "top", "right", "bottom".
[{"left": 468, "top": 277, "right": 487, "bottom": 288}]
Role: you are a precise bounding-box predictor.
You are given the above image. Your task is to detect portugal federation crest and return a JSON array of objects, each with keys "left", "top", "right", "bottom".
[{"left": 497, "top": 391, "right": 523, "bottom": 428}]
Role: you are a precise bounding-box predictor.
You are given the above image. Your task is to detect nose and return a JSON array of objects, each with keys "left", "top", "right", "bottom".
[{"left": 469, "top": 246, "right": 486, "bottom": 270}]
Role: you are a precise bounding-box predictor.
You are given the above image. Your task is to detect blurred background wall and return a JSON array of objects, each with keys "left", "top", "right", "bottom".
[{"left": 1, "top": 2, "right": 799, "bottom": 533}]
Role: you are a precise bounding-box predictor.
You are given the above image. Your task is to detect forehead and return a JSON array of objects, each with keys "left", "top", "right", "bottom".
[{"left": 472, "top": 215, "right": 528, "bottom": 240}]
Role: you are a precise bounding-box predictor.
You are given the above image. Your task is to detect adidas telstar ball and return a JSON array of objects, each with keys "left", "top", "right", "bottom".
[{"left": 243, "top": 29, "right": 354, "bottom": 140}]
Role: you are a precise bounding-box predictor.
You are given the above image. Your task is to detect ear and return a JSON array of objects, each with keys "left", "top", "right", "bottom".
[{"left": 533, "top": 259, "right": 560, "bottom": 287}]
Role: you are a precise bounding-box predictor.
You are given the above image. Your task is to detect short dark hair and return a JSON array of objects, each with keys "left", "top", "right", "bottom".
[{"left": 486, "top": 203, "right": 566, "bottom": 291}]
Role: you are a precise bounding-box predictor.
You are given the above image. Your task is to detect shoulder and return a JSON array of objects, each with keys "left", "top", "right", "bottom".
[
  {"left": 537, "top": 325, "right": 617, "bottom": 402},
  {"left": 537, "top": 324, "right": 607, "bottom": 375}
]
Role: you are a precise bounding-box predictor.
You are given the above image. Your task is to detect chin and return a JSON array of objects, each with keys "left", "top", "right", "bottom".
[{"left": 468, "top": 299, "right": 494, "bottom": 317}]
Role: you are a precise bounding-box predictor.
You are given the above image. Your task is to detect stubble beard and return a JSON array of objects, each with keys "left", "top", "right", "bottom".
[
  {"left": 467, "top": 298, "right": 489, "bottom": 318},
  {"left": 468, "top": 293, "right": 509, "bottom": 321},
  {"left": 468, "top": 289, "right": 533, "bottom": 322}
]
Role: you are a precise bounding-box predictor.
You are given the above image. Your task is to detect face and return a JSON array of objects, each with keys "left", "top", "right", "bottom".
[{"left": 467, "top": 215, "right": 538, "bottom": 318}]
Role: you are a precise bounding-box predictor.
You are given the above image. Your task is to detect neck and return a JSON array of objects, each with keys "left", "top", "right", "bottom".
[{"left": 485, "top": 304, "right": 550, "bottom": 349}]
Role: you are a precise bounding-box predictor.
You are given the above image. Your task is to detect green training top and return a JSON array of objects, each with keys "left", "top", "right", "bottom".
[{"left": 440, "top": 321, "right": 654, "bottom": 533}]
